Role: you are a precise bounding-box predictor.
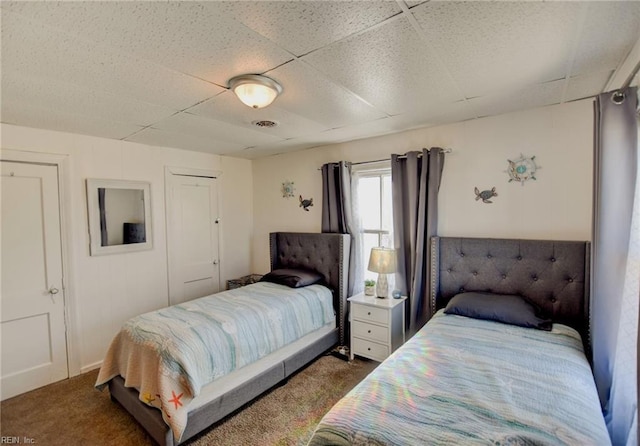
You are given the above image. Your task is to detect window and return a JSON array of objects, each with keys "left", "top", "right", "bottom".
[{"left": 355, "top": 167, "right": 393, "bottom": 282}]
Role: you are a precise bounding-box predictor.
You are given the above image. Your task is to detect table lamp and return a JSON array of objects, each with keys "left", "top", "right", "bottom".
[{"left": 367, "top": 247, "right": 397, "bottom": 298}]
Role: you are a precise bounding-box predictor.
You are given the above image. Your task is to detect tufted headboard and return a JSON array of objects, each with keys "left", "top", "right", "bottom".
[
  {"left": 430, "top": 237, "right": 591, "bottom": 346},
  {"left": 269, "top": 232, "right": 350, "bottom": 345}
]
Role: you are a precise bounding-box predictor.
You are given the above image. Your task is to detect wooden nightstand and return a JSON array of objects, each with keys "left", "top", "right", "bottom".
[{"left": 348, "top": 293, "right": 406, "bottom": 362}]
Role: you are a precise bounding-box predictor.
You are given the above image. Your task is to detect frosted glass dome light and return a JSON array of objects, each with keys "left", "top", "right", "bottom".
[{"left": 228, "top": 74, "right": 283, "bottom": 109}]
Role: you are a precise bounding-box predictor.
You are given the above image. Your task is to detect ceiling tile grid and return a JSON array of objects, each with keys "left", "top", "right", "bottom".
[
  {"left": 1, "top": 8, "right": 223, "bottom": 111},
  {"left": 565, "top": 71, "right": 614, "bottom": 103},
  {"left": 147, "top": 112, "right": 285, "bottom": 149},
  {"left": 302, "top": 16, "right": 462, "bottom": 116},
  {"left": 2, "top": 72, "right": 177, "bottom": 128},
  {"left": 1, "top": 1, "right": 638, "bottom": 159},
  {"left": 467, "top": 79, "right": 565, "bottom": 119},
  {"left": 1, "top": 102, "right": 143, "bottom": 141},
  {"left": 125, "top": 127, "right": 246, "bottom": 155},
  {"left": 411, "top": 1, "right": 583, "bottom": 99},
  {"left": 267, "top": 60, "right": 388, "bottom": 129},
  {"left": 188, "top": 91, "right": 329, "bottom": 140},
  {"left": 215, "top": 0, "right": 402, "bottom": 57},
  {"left": 2, "top": 1, "right": 294, "bottom": 86}
]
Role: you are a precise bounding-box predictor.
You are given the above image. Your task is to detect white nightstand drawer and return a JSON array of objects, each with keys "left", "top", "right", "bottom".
[
  {"left": 348, "top": 294, "right": 406, "bottom": 362},
  {"left": 352, "top": 304, "right": 388, "bottom": 325},
  {"left": 352, "top": 320, "right": 389, "bottom": 343},
  {"left": 352, "top": 337, "right": 389, "bottom": 361}
]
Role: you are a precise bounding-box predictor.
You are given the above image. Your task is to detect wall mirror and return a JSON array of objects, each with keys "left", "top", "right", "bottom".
[{"left": 86, "top": 179, "right": 152, "bottom": 256}]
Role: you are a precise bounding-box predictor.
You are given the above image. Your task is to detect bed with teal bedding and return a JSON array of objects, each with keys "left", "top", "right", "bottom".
[
  {"left": 308, "top": 237, "right": 610, "bottom": 445},
  {"left": 96, "top": 281, "right": 335, "bottom": 442},
  {"left": 97, "top": 232, "right": 350, "bottom": 446},
  {"left": 308, "top": 310, "right": 609, "bottom": 445}
]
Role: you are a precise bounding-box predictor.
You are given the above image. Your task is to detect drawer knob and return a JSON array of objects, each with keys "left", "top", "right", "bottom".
[
  {"left": 367, "top": 330, "right": 371, "bottom": 333},
  {"left": 367, "top": 347, "right": 371, "bottom": 351},
  {"left": 367, "top": 312, "right": 371, "bottom": 315}
]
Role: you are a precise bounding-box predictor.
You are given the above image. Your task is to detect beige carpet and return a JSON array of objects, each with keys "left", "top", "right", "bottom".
[{"left": 1, "top": 354, "right": 377, "bottom": 446}]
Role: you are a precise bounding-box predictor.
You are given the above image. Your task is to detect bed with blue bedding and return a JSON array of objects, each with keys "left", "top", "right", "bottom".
[
  {"left": 97, "top": 232, "right": 350, "bottom": 446},
  {"left": 308, "top": 237, "right": 611, "bottom": 445},
  {"left": 96, "top": 281, "right": 335, "bottom": 442}
]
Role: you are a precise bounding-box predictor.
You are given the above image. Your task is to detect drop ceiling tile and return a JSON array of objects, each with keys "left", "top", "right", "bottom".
[
  {"left": 217, "top": 1, "right": 401, "bottom": 56},
  {"left": 565, "top": 71, "right": 612, "bottom": 102},
  {"left": 468, "top": 79, "right": 564, "bottom": 119},
  {"left": 152, "top": 112, "right": 284, "bottom": 148},
  {"left": 1, "top": 9, "right": 221, "bottom": 110},
  {"left": 224, "top": 139, "right": 318, "bottom": 159},
  {"left": 0, "top": 1, "right": 637, "bottom": 161},
  {"left": 125, "top": 128, "right": 246, "bottom": 155},
  {"left": 2, "top": 72, "right": 177, "bottom": 127},
  {"left": 2, "top": 1, "right": 293, "bottom": 86},
  {"left": 302, "top": 17, "right": 461, "bottom": 115},
  {"left": 309, "top": 100, "right": 476, "bottom": 144},
  {"left": 406, "top": 1, "right": 428, "bottom": 9},
  {"left": 268, "top": 60, "right": 387, "bottom": 128},
  {"left": 411, "top": 1, "right": 581, "bottom": 98},
  {"left": 572, "top": 2, "right": 640, "bottom": 76},
  {"left": 1, "top": 102, "right": 142, "bottom": 140},
  {"left": 388, "top": 100, "right": 478, "bottom": 130},
  {"left": 188, "top": 90, "right": 329, "bottom": 139}
]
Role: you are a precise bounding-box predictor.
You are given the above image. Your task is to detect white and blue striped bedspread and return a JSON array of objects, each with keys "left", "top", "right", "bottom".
[
  {"left": 309, "top": 310, "right": 610, "bottom": 446},
  {"left": 96, "top": 281, "right": 334, "bottom": 442}
]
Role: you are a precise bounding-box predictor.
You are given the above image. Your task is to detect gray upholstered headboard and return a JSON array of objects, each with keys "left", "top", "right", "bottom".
[
  {"left": 269, "top": 232, "right": 350, "bottom": 345},
  {"left": 430, "top": 237, "right": 591, "bottom": 345}
]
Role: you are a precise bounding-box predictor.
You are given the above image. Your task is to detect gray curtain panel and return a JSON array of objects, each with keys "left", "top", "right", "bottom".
[
  {"left": 592, "top": 86, "right": 638, "bottom": 445},
  {"left": 391, "top": 148, "right": 445, "bottom": 334},
  {"left": 321, "top": 161, "right": 362, "bottom": 298}
]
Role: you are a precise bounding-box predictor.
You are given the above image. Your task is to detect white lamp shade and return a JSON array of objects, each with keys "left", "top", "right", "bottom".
[
  {"left": 229, "top": 74, "right": 282, "bottom": 109},
  {"left": 367, "top": 247, "right": 397, "bottom": 274}
]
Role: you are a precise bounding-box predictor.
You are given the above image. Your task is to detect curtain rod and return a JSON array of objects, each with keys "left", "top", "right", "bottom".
[{"left": 317, "top": 148, "right": 453, "bottom": 170}]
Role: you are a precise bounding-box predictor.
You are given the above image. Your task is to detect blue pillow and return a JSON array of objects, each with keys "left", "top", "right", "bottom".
[
  {"left": 444, "top": 292, "right": 552, "bottom": 331},
  {"left": 260, "top": 268, "right": 323, "bottom": 288}
]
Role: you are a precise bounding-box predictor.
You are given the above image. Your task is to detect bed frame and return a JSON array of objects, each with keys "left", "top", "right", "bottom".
[
  {"left": 306, "top": 236, "right": 603, "bottom": 446},
  {"left": 108, "top": 232, "right": 350, "bottom": 446},
  {"left": 430, "top": 236, "right": 591, "bottom": 348}
]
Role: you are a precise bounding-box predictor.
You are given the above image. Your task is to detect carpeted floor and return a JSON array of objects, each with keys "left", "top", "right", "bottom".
[{"left": 1, "top": 354, "right": 377, "bottom": 446}]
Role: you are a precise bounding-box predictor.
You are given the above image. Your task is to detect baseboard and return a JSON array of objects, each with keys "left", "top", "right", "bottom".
[{"left": 80, "top": 361, "right": 103, "bottom": 374}]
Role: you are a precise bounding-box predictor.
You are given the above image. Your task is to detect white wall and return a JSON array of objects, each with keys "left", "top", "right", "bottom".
[
  {"left": 252, "top": 99, "right": 594, "bottom": 273},
  {"left": 0, "top": 98, "right": 594, "bottom": 373},
  {"left": 0, "top": 123, "right": 253, "bottom": 373}
]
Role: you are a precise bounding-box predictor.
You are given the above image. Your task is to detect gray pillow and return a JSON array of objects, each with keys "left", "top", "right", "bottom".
[
  {"left": 260, "top": 268, "right": 324, "bottom": 288},
  {"left": 444, "top": 292, "right": 552, "bottom": 331}
]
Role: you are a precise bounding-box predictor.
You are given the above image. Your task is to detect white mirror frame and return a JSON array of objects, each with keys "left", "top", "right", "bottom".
[{"left": 86, "top": 179, "right": 152, "bottom": 256}]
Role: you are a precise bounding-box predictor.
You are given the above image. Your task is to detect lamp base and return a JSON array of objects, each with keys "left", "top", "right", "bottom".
[{"left": 376, "top": 273, "right": 389, "bottom": 298}]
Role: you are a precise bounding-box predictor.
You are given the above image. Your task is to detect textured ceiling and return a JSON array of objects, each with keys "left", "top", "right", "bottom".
[{"left": 1, "top": 1, "right": 639, "bottom": 159}]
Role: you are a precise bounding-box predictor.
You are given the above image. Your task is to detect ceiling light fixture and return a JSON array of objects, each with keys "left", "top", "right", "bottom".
[{"left": 228, "top": 74, "right": 283, "bottom": 109}]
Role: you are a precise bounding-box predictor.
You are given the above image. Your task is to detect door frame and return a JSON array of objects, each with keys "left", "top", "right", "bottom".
[
  {"left": 164, "top": 166, "right": 223, "bottom": 306},
  {"left": 0, "top": 149, "right": 80, "bottom": 377}
]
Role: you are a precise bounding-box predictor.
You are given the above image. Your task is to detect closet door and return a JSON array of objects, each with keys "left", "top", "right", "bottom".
[
  {"left": 1, "top": 161, "right": 68, "bottom": 400},
  {"left": 166, "top": 173, "right": 220, "bottom": 305}
]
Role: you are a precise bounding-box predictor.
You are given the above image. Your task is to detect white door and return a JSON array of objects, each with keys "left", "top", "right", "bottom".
[
  {"left": 167, "top": 174, "right": 220, "bottom": 305},
  {"left": 1, "top": 161, "right": 68, "bottom": 400}
]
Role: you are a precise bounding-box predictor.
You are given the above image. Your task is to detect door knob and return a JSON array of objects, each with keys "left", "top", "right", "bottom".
[
  {"left": 213, "top": 260, "right": 219, "bottom": 265},
  {"left": 48, "top": 287, "right": 59, "bottom": 295}
]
